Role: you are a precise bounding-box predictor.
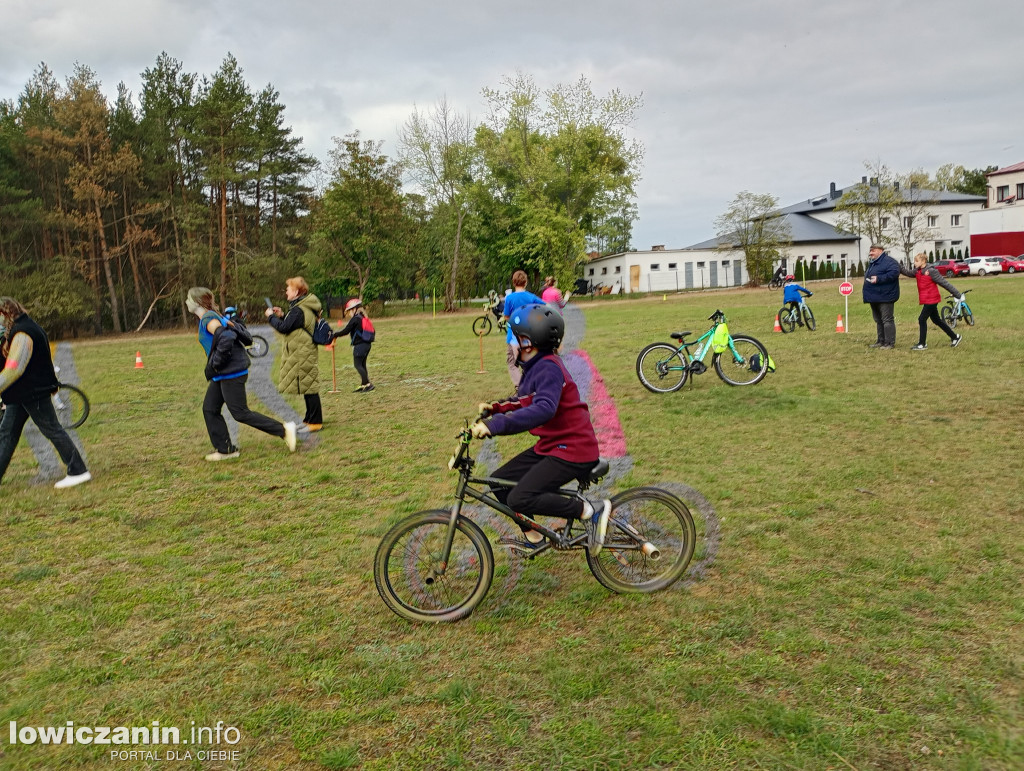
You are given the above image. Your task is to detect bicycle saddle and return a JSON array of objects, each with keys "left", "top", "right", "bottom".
[
  {"left": 670, "top": 331, "right": 692, "bottom": 340},
  {"left": 587, "top": 459, "right": 610, "bottom": 482}
]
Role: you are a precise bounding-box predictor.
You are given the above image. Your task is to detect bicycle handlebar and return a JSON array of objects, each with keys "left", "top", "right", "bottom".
[{"left": 708, "top": 309, "right": 725, "bottom": 322}]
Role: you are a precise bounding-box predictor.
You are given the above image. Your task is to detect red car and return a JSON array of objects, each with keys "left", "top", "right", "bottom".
[
  {"left": 997, "top": 255, "right": 1024, "bottom": 273},
  {"left": 933, "top": 259, "right": 970, "bottom": 277}
]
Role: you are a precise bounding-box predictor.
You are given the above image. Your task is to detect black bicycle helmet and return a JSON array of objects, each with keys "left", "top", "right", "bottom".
[{"left": 509, "top": 303, "right": 564, "bottom": 351}]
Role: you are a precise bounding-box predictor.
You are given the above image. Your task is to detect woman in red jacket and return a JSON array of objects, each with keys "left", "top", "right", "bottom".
[{"left": 900, "top": 253, "right": 964, "bottom": 350}]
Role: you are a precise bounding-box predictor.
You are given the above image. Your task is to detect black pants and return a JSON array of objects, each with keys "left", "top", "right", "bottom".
[
  {"left": 353, "top": 348, "right": 371, "bottom": 386},
  {"left": 869, "top": 302, "right": 896, "bottom": 345},
  {"left": 918, "top": 304, "right": 956, "bottom": 345},
  {"left": 785, "top": 300, "right": 803, "bottom": 323},
  {"left": 0, "top": 395, "right": 88, "bottom": 483},
  {"left": 303, "top": 394, "right": 322, "bottom": 424},
  {"left": 203, "top": 374, "right": 284, "bottom": 453},
  {"left": 493, "top": 447, "right": 594, "bottom": 528}
]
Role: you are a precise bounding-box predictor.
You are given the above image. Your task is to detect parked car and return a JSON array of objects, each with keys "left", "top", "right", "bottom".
[
  {"left": 965, "top": 257, "right": 1003, "bottom": 276},
  {"left": 996, "top": 255, "right": 1024, "bottom": 273},
  {"left": 932, "top": 259, "right": 970, "bottom": 277}
]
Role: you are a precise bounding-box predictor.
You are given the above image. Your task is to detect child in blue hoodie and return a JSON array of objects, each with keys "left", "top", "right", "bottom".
[{"left": 782, "top": 275, "right": 813, "bottom": 326}]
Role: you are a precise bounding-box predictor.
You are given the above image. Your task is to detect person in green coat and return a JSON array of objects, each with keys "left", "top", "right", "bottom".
[{"left": 265, "top": 276, "right": 324, "bottom": 431}]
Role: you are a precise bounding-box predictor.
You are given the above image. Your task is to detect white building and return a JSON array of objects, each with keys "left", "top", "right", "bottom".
[
  {"left": 585, "top": 179, "right": 986, "bottom": 292},
  {"left": 969, "top": 161, "right": 1024, "bottom": 256}
]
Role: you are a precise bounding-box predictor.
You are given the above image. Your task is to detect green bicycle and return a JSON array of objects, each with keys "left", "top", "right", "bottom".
[{"left": 636, "top": 309, "right": 771, "bottom": 392}]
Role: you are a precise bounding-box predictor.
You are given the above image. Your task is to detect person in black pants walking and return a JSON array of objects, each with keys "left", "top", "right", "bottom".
[
  {"left": 333, "top": 298, "right": 375, "bottom": 392},
  {"left": 900, "top": 252, "right": 964, "bottom": 350},
  {"left": 0, "top": 297, "right": 91, "bottom": 488},
  {"left": 188, "top": 287, "right": 297, "bottom": 460},
  {"left": 863, "top": 244, "right": 901, "bottom": 349}
]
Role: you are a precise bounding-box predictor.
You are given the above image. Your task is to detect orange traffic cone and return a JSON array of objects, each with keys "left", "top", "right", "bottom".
[
  {"left": 773, "top": 314, "right": 782, "bottom": 332},
  {"left": 134, "top": 351, "right": 145, "bottom": 369},
  {"left": 835, "top": 314, "right": 845, "bottom": 333}
]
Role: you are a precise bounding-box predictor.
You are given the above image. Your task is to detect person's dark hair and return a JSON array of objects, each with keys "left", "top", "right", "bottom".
[{"left": 512, "top": 270, "right": 528, "bottom": 288}]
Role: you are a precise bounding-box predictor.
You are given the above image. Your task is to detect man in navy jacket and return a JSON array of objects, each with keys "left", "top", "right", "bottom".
[{"left": 863, "top": 244, "right": 901, "bottom": 348}]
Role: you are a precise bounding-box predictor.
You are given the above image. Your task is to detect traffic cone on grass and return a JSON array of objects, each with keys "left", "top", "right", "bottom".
[
  {"left": 134, "top": 351, "right": 145, "bottom": 369},
  {"left": 835, "top": 315, "right": 845, "bottom": 333},
  {"left": 773, "top": 314, "right": 782, "bottom": 332}
]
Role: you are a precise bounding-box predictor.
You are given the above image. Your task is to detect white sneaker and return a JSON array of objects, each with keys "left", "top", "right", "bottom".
[
  {"left": 589, "top": 499, "right": 613, "bottom": 555},
  {"left": 205, "top": 450, "right": 240, "bottom": 461},
  {"left": 54, "top": 471, "right": 92, "bottom": 489},
  {"left": 284, "top": 421, "right": 297, "bottom": 452}
]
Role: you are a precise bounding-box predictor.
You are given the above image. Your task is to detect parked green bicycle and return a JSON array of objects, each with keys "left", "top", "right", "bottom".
[{"left": 636, "top": 309, "right": 771, "bottom": 392}]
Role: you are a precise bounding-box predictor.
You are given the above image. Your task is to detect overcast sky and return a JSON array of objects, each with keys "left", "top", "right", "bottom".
[{"left": 3, "top": 0, "right": 1021, "bottom": 250}]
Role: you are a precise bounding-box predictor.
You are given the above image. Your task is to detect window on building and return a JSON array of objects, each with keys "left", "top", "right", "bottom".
[
  {"left": 601, "top": 267, "right": 607, "bottom": 275},
  {"left": 997, "top": 185, "right": 1010, "bottom": 202},
  {"left": 927, "top": 215, "right": 937, "bottom": 227},
  {"left": 903, "top": 216, "right": 913, "bottom": 228},
  {"left": 650, "top": 264, "right": 659, "bottom": 271},
  {"left": 614, "top": 266, "right": 621, "bottom": 273},
  {"left": 668, "top": 262, "right": 677, "bottom": 270},
  {"left": 722, "top": 260, "right": 730, "bottom": 267},
  {"left": 951, "top": 214, "right": 962, "bottom": 227},
  {"left": 1017, "top": 183, "right": 1024, "bottom": 200},
  {"left": 880, "top": 217, "right": 889, "bottom": 228},
  {"left": 696, "top": 261, "right": 705, "bottom": 269},
  {"left": 588, "top": 268, "right": 594, "bottom": 276}
]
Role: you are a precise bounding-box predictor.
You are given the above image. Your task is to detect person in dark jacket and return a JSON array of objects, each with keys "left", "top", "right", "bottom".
[
  {"left": 265, "top": 276, "right": 323, "bottom": 430},
  {"left": 900, "top": 253, "right": 964, "bottom": 350},
  {"left": 0, "top": 297, "right": 91, "bottom": 488},
  {"left": 470, "top": 303, "right": 612, "bottom": 556},
  {"left": 189, "top": 287, "right": 296, "bottom": 461},
  {"left": 863, "top": 244, "right": 902, "bottom": 348},
  {"left": 332, "top": 298, "right": 375, "bottom": 392}
]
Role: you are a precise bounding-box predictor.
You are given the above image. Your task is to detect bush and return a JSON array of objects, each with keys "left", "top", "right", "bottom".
[{"left": 12, "top": 258, "right": 94, "bottom": 337}]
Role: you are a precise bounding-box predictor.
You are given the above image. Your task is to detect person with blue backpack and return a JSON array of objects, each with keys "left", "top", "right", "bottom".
[
  {"left": 782, "top": 275, "right": 813, "bottom": 326},
  {"left": 332, "top": 298, "right": 376, "bottom": 393}
]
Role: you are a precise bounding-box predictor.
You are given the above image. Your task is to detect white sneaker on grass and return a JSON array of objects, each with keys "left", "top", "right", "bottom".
[
  {"left": 54, "top": 471, "right": 92, "bottom": 489},
  {"left": 284, "top": 421, "right": 297, "bottom": 452},
  {"left": 951, "top": 334, "right": 962, "bottom": 348},
  {"left": 205, "top": 450, "right": 239, "bottom": 462}
]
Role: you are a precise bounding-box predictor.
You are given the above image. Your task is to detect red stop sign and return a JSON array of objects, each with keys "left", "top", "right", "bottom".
[{"left": 839, "top": 282, "right": 854, "bottom": 296}]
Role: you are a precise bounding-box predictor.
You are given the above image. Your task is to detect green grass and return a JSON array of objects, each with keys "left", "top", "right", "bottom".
[{"left": 1, "top": 276, "right": 1023, "bottom": 769}]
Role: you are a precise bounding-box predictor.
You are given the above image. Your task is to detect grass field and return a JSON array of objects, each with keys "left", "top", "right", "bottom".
[{"left": 2, "top": 277, "right": 1022, "bottom": 770}]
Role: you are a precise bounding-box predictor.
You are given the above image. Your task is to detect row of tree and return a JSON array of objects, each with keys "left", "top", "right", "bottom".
[{"left": 1, "top": 57, "right": 643, "bottom": 334}]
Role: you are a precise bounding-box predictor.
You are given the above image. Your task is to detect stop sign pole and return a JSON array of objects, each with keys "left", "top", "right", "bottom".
[{"left": 839, "top": 281, "right": 854, "bottom": 332}]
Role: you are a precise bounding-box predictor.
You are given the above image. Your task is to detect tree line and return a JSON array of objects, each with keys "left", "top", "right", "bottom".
[{"left": 0, "top": 57, "right": 642, "bottom": 334}]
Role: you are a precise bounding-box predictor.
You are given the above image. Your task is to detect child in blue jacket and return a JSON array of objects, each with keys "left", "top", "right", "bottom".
[{"left": 782, "top": 275, "right": 813, "bottom": 326}]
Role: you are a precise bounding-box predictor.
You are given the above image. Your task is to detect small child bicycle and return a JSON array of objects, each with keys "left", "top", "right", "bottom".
[
  {"left": 777, "top": 298, "right": 816, "bottom": 333},
  {"left": 940, "top": 289, "right": 974, "bottom": 328},
  {"left": 373, "top": 416, "right": 697, "bottom": 622}
]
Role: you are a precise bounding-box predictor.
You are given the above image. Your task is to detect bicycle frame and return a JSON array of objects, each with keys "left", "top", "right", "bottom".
[{"left": 663, "top": 312, "right": 747, "bottom": 372}]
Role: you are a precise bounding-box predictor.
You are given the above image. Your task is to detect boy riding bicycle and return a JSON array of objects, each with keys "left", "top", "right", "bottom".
[
  {"left": 782, "top": 275, "right": 813, "bottom": 325},
  {"left": 471, "top": 303, "right": 612, "bottom": 555}
]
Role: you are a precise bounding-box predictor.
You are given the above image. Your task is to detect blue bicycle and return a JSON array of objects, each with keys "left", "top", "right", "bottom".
[{"left": 940, "top": 290, "right": 974, "bottom": 329}]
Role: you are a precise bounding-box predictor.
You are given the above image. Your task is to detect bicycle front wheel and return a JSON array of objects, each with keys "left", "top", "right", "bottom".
[
  {"left": 963, "top": 306, "right": 974, "bottom": 326},
  {"left": 714, "top": 335, "right": 770, "bottom": 386},
  {"left": 248, "top": 335, "right": 269, "bottom": 357},
  {"left": 778, "top": 307, "right": 795, "bottom": 333},
  {"left": 374, "top": 510, "right": 494, "bottom": 623},
  {"left": 636, "top": 343, "right": 689, "bottom": 393},
  {"left": 53, "top": 383, "right": 89, "bottom": 429},
  {"left": 941, "top": 305, "right": 956, "bottom": 329},
  {"left": 802, "top": 305, "right": 816, "bottom": 331},
  {"left": 586, "top": 487, "right": 695, "bottom": 593},
  {"left": 472, "top": 316, "right": 492, "bottom": 336}
]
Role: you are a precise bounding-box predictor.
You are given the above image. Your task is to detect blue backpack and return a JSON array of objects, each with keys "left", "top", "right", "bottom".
[{"left": 307, "top": 312, "right": 333, "bottom": 346}]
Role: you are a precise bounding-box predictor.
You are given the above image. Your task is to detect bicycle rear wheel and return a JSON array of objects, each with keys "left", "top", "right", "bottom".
[
  {"left": 586, "top": 487, "right": 695, "bottom": 593},
  {"left": 940, "top": 305, "right": 956, "bottom": 329},
  {"left": 374, "top": 510, "right": 494, "bottom": 623},
  {"left": 248, "top": 334, "right": 269, "bottom": 357},
  {"left": 472, "top": 316, "right": 492, "bottom": 336},
  {"left": 714, "top": 335, "right": 770, "bottom": 386},
  {"left": 777, "top": 307, "right": 795, "bottom": 333},
  {"left": 636, "top": 343, "right": 689, "bottom": 393},
  {"left": 53, "top": 383, "right": 89, "bottom": 430},
  {"left": 802, "top": 305, "right": 816, "bottom": 331}
]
